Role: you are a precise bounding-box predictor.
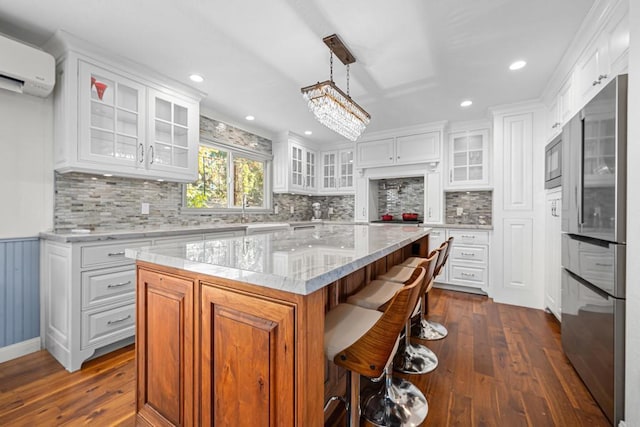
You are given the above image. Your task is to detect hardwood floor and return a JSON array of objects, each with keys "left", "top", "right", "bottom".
[{"left": 0, "top": 289, "right": 609, "bottom": 426}]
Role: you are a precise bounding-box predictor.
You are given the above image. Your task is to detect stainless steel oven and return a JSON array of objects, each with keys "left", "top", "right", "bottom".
[{"left": 545, "top": 134, "right": 562, "bottom": 189}]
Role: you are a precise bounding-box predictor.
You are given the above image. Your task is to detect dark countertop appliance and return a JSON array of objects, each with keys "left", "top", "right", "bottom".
[{"left": 560, "top": 74, "right": 627, "bottom": 425}]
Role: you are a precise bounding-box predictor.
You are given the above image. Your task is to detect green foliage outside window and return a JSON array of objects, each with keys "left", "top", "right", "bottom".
[{"left": 185, "top": 144, "right": 265, "bottom": 209}]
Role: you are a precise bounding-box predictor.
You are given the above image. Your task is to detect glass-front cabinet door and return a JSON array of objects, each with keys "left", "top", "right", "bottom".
[
  {"left": 305, "top": 149, "right": 316, "bottom": 190},
  {"left": 290, "top": 144, "right": 304, "bottom": 188},
  {"left": 147, "top": 89, "right": 199, "bottom": 177},
  {"left": 78, "top": 60, "right": 145, "bottom": 169},
  {"left": 322, "top": 151, "right": 337, "bottom": 190},
  {"left": 339, "top": 150, "right": 354, "bottom": 189},
  {"left": 448, "top": 129, "right": 489, "bottom": 187}
]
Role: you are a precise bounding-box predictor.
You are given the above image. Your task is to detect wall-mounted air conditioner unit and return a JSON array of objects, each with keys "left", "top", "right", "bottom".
[{"left": 0, "top": 33, "right": 55, "bottom": 97}]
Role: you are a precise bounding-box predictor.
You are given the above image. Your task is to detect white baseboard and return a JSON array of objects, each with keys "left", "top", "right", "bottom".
[{"left": 0, "top": 337, "right": 42, "bottom": 363}]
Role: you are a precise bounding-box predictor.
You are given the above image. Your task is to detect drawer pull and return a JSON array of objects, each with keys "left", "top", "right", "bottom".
[
  {"left": 461, "top": 235, "right": 476, "bottom": 239},
  {"left": 461, "top": 252, "right": 475, "bottom": 257},
  {"left": 595, "top": 263, "right": 612, "bottom": 267},
  {"left": 461, "top": 272, "right": 476, "bottom": 277},
  {"left": 107, "top": 280, "right": 132, "bottom": 289},
  {"left": 107, "top": 315, "right": 131, "bottom": 325},
  {"left": 107, "top": 251, "right": 126, "bottom": 257}
]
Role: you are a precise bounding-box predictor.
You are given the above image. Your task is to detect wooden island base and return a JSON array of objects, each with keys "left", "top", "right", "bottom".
[{"left": 135, "top": 236, "right": 428, "bottom": 426}]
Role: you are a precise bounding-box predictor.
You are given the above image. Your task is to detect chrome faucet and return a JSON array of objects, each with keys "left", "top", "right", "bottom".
[{"left": 241, "top": 193, "right": 249, "bottom": 223}]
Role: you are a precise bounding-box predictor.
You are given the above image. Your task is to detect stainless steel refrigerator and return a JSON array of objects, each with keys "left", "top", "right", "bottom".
[{"left": 561, "top": 74, "right": 626, "bottom": 425}]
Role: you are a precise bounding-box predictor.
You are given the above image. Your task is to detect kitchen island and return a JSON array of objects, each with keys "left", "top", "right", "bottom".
[{"left": 126, "top": 224, "right": 430, "bottom": 426}]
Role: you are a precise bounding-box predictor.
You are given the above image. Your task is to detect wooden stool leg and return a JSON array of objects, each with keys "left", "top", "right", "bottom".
[{"left": 348, "top": 371, "right": 361, "bottom": 427}]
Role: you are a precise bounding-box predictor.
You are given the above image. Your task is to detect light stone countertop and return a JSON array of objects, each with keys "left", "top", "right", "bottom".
[
  {"left": 38, "top": 220, "right": 357, "bottom": 243},
  {"left": 125, "top": 224, "right": 431, "bottom": 296}
]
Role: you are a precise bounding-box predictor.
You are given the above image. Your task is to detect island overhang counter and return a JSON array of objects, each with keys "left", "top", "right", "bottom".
[{"left": 126, "top": 224, "right": 431, "bottom": 426}]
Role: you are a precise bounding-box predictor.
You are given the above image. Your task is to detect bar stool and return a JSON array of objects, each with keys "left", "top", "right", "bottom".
[
  {"left": 324, "top": 267, "right": 427, "bottom": 427},
  {"left": 408, "top": 237, "right": 454, "bottom": 341},
  {"left": 373, "top": 258, "right": 438, "bottom": 374}
]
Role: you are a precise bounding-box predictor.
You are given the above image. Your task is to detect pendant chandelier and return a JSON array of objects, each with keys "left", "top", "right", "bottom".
[{"left": 301, "top": 34, "right": 371, "bottom": 141}]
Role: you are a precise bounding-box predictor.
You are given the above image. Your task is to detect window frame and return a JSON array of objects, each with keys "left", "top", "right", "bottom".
[{"left": 182, "top": 138, "right": 273, "bottom": 214}]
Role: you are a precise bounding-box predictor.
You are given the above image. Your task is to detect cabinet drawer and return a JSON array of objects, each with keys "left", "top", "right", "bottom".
[
  {"left": 81, "top": 266, "right": 136, "bottom": 310},
  {"left": 447, "top": 230, "right": 490, "bottom": 245},
  {"left": 81, "top": 240, "right": 151, "bottom": 268},
  {"left": 450, "top": 245, "right": 487, "bottom": 264},
  {"left": 82, "top": 303, "right": 135, "bottom": 349},
  {"left": 449, "top": 264, "right": 487, "bottom": 287}
]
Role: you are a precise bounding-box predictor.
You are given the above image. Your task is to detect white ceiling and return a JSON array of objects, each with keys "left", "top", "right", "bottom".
[{"left": 0, "top": 0, "right": 595, "bottom": 143}]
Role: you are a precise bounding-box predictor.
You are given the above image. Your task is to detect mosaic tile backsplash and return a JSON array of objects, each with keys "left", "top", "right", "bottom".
[
  {"left": 376, "top": 177, "right": 425, "bottom": 219},
  {"left": 445, "top": 191, "right": 492, "bottom": 225},
  {"left": 53, "top": 173, "right": 355, "bottom": 232}
]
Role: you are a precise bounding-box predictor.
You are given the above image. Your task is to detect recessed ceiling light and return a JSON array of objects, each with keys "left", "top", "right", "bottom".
[
  {"left": 509, "top": 60, "right": 527, "bottom": 71},
  {"left": 460, "top": 100, "right": 473, "bottom": 107},
  {"left": 103, "top": 174, "right": 113, "bottom": 177},
  {"left": 157, "top": 179, "right": 164, "bottom": 182},
  {"left": 304, "top": 130, "right": 312, "bottom": 135},
  {"left": 245, "top": 115, "right": 255, "bottom": 121},
  {"left": 189, "top": 74, "right": 204, "bottom": 83}
]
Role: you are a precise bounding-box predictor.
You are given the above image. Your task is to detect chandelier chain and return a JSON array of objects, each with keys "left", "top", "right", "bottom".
[
  {"left": 330, "top": 51, "right": 334, "bottom": 82},
  {"left": 347, "top": 64, "right": 350, "bottom": 97}
]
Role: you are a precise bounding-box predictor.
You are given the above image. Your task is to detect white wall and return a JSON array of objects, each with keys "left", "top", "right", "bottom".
[
  {"left": 625, "top": 0, "right": 639, "bottom": 425},
  {"left": 0, "top": 90, "right": 54, "bottom": 238}
]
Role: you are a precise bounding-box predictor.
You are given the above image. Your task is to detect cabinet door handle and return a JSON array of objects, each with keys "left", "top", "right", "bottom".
[
  {"left": 598, "top": 74, "right": 608, "bottom": 81},
  {"left": 139, "top": 143, "right": 144, "bottom": 163},
  {"left": 107, "top": 280, "right": 132, "bottom": 288},
  {"left": 149, "top": 145, "right": 154, "bottom": 164},
  {"left": 107, "top": 251, "right": 125, "bottom": 257},
  {"left": 362, "top": 207, "right": 365, "bottom": 217},
  {"left": 428, "top": 207, "right": 432, "bottom": 218},
  {"left": 389, "top": 157, "right": 393, "bottom": 160},
  {"left": 592, "top": 79, "right": 601, "bottom": 86},
  {"left": 107, "top": 314, "right": 131, "bottom": 325}
]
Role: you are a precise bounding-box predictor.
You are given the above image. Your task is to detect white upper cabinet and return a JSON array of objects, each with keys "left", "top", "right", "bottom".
[
  {"left": 547, "top": 77, "right": 574, "bottom": 141},
  {"left": 146, "top": 89, "right": 199, "bottom": 176},
  {"left": 78, "top": 61, "right": 145, "bottom": 169},
  {"left": 319, "top": 148, "right": 354, "bottom": 194},
  {"left": 446, "top": 129, "right": 490, "bottom": 188},
  {"left": 396, "top": 132, "right": 440, "bottom": 163},
  {"left": 355, "top": 138, "right": 395, "bottom": 168},
  {"left": 576, "top": 1, "right": 629, "bottom": 106},
  {"left": 355, "top": 130, "right": 441, "bottom": 169},
  {"left": 272, "top": 134, "right": 317, "bottom": 194},
  {"left": 46, "top": 32, "right": 204, "bottom": 182}
]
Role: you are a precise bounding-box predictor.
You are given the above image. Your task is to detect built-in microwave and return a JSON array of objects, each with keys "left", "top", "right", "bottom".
[{"left": 545, "top": 134, "right": 562, "bottom": 189}]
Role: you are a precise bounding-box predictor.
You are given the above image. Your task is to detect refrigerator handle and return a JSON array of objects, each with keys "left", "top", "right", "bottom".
[{"left": 577, "top": 114, "right": 585, "bottom": 226}]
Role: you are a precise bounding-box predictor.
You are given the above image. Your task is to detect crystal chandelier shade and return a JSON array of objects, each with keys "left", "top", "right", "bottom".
[
  {"left": 301, "top": 34, "right": 371, "bottom": 141},
  {"left": 301, "top": 80, "right": 370, "bottom": 142}
]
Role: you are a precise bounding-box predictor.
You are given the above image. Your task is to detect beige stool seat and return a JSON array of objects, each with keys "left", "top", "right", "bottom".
[
  {"left": 325, "top": 304, "right": 383, "bottom": 360},
  {"left": 399, "top": 257, "right": 425, "bottom": 268},
  {"left": 377, "top": 265, "right": 415, "bottom": 283},
  {"left": 346, "top": 280, "right": 403, "bottom": 310}
]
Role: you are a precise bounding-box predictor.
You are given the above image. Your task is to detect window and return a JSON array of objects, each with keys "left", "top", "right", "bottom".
[{"left": 184, "top": 142, "right": 271, "bottom": 211}]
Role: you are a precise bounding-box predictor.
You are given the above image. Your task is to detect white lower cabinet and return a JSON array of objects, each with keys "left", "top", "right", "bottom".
[
  {"left": 428, "top": 228, "right": 490, "bottom": 292},
  {"left": 41, "top": 229, "right": 245, "bottom": 372},
  {"left": 41, "top": 238, "right": 150, "bottom": 372},
  {"left": 545, "top": 190, "right": 562, "bottom": 320}
]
